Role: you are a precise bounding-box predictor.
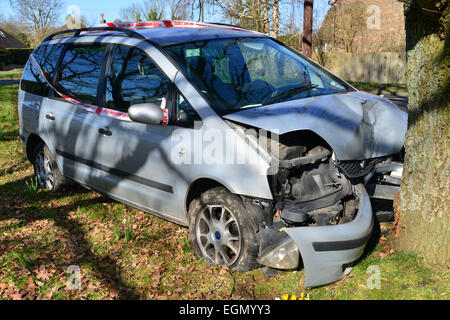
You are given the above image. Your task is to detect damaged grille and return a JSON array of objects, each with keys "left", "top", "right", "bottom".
[{"left": 338, "top": 158, "right": 382, "bottom": 178}]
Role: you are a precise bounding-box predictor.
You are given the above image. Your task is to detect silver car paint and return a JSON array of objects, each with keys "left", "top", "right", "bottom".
[
  {"left": 18, "top": 85, "right": 49, "bottom": 154},
  {"left": 18, "top": 32, "right": 405, "bottom": 287},
  {"left": 33, "top": 36, "right": 272, "bottom": 226},
  {"left": 223, "top": 92, "right": 408, "bottom": 161},
  {"left": 285, "top": 184, "right": 373, "bottom": 287},
  {"left": 136, "top": 27, "right": 265, "bottom": 46}
]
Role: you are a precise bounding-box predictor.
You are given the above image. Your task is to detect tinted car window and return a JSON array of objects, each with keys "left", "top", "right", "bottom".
[
  {"left": 21, "top": 44, "right": 63, "bottom": 96},
  {"left": 56, "top": 44, "right": 106, "bottom": 105},
  {"left": 40, "top": 44, "right": 64, "bottom": 81},
  {"left": 165, "top": 38, "right": 351, "bottom": 115},
  {"left": 175, "top": 89, "right": 201, "bottom": 126},
  {"left": 105, "top": 45, "right": 169, "bottom": 113}
]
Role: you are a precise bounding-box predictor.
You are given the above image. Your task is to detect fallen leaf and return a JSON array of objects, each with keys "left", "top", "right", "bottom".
[
  {"left": 25, "top": 277, "right": 35, "bottom": 289},
  {"left": 110, "top": 287, "right": 120, "bottom": 298},
  {"left": 11, "top": 292, "right": 24, "bottom": 300},
  {"left": 218, "top": 267, "right": 228, "bottom": 275},
  {"left": 0, "top": 282, "right": 8, "bottom": 291},
  {"left": 36, "top": 265, "right": 50, "bottom": 280}
]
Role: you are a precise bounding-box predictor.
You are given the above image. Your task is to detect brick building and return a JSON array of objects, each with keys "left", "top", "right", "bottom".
[{"left": 320, "top": 0, "right": 406, "bottom": 53}]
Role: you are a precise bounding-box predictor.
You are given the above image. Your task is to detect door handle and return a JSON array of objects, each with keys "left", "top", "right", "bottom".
[
  {"left": 98, "top": 128, "right": 112, "bottom": 136},
  {"left": 45, "top": 113, "right": 55, "bottom": 121}
]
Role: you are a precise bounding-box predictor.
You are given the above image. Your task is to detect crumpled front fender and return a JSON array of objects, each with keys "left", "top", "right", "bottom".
[
  {"left": 284, "top": 184, "right": 373, "bottom": 288},
  {"left": 223, "top": 92, "right": 407, "bottom": 161}
]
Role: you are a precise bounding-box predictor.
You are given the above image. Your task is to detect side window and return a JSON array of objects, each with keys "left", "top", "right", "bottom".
[
  {"left": 105, "top": 45, "right": 169, "bottom": 113},
  {"left": 40, "top": 44, "right": 64, "bottom": 81},
  {"left": 21, "top": 44, "right": 63, "bottom": 96},
  {"left": 175, "top": 89, "right": 201, "bottom": 126},
  {"left": 56, "top": 44, "right": 106, "bottom": 105},
  {"left": 241, "top": 44, "right": 309, "bottom": 88}
]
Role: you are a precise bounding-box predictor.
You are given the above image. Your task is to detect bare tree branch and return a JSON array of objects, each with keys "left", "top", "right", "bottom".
[{"left": 9, "top": 0, "right": 63, "bottom": 46}]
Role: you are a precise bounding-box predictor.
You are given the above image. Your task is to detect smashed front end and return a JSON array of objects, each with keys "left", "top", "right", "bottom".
[
  {"left": 254, "top": 132, "right": 375, "bottom": 287},
  {"left": 224, "top": 92, "right": 407, "bottom": 287},
  {"left": 257, "top": 140, "right": 405, "bottom": 287}
]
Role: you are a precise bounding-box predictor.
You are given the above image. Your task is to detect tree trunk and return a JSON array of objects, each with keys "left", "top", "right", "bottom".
[
  {"left": 271, "top": 0, "right": 280, "bottom": 38},
  {"left": 302, "top": 0, "right": 313, "bottom": 58},
  {"left": 201, "top": 0, "right": 205, "bottom": 22},
  {"left": 391, "top": 0, "right": 449, "bottom": 270},
  {"left": 262, "top": 1, "right": 270, "bottom": 35}
]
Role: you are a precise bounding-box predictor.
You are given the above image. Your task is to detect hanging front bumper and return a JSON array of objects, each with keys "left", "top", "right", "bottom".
[{"left": 258, "top": 184, "right": 373, "bottom": 288}]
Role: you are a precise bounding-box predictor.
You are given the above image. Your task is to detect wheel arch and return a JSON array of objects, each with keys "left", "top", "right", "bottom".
[
  {"left": 185, "top": 178, "right": 227, "bottom": 217},
  {"left": 25, "top": 133, "right": 45, "bottom": 163}
]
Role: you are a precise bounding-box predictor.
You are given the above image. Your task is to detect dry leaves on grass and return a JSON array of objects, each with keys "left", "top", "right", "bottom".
[{"left": 374, "top": 245, "right": 395, "bottom": 259}]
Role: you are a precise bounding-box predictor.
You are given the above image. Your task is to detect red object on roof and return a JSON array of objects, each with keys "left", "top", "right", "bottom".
[
  {"left": 101, "top": 20, "right": 244, "bottom": 32},
  {"left": 162, "top": 20, "right": 173, "bottom": 28}
]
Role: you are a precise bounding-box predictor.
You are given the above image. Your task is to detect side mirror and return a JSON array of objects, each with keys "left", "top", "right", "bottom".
[{"left": 128, "top": 103, "right": 164, "bottom": 125}]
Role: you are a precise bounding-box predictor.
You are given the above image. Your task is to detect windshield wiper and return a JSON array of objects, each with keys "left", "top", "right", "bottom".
[{"left": 262, "top": 84, "right": 318, "bottom": 106}]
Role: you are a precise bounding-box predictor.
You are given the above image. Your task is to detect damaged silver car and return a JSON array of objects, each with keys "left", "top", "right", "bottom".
[{"left": 18, "top": 21, "right": 407, "bottom": 288}]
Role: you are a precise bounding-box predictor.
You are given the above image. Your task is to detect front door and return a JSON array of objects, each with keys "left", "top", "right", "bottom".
[{"left": 95, "top": 44, "right": 182, "bottom": 221}]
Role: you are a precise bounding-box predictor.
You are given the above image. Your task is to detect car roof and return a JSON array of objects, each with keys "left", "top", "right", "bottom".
[
  {"left": 47, "top": 21, "right": 266, "bottom": 46},
  {"left": 137, "top": 27, "right": 264, "bottom": 46}
]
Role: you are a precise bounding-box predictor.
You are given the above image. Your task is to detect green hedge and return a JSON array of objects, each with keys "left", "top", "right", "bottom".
[{"left": 0, "top": 48, "right": 33, "bottom": 66}]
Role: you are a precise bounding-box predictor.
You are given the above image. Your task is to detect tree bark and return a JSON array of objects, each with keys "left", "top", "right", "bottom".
[
  {"left": 262, "top": 1, "right": 270, "bottom": 35},
  {"left": 302, "top": 0, "right": 314, "bottom": 58},
  {"left": 391, "top": 0, "right": 449, "bottom": 270},
  {"left": 271, "top": 0, "right": 280, "bottom": 38}
]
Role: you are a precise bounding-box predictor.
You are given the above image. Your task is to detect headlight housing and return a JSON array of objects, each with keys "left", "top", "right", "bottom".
[{"left": 257, "top": 237, "right": 300, "bottom": 269}]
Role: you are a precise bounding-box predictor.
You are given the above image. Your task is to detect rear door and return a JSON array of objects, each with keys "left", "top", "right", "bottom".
[
  {"left": 19, "top": 44, "right": 63, "bottom": 148},
  {"left": 44, "top": 43, "right": 111, "bottom": 188}
]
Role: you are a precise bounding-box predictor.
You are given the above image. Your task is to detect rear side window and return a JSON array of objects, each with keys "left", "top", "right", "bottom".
[
  {"left": 21, "top": 44, "right": 63, "bottom": 96},
  {"left": 105, "top": 45, "right": 169, "bottom": 113},
  {"left": 56, "top": 44, "right": 106, "bottom": 106},
  {"left": 40, "top": 44, "right": 64, "bottom": 81}
]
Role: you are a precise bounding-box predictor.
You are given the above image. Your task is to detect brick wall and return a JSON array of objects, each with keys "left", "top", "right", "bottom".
[
  {"left": 321, "top": 0, "right": 406, "bottom": 52},
  {"left": 319, "top": 51, "right": 407, "bottom": 83}
]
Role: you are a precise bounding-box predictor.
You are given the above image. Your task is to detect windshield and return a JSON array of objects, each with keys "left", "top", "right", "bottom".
[{"left": 164, "top": 37, "right": 352, "bottom": 116}]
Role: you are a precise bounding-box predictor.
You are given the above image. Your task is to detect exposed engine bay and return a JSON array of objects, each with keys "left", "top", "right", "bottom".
[
  {"left": 269, "top": 134, "right": 403, "bottom": 227},
  {"left": 226, "top": 120, "right": 403, "bottom": 228},
  {"left": 268, "top": 133, "right": 359, "bottom": 227}
]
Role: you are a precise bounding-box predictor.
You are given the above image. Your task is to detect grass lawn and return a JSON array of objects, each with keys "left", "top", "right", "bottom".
[
  {"left": 0, "top": 84, "right": 447, "bottom": 300},
  {"left": 0, "top": 69, "right": 23, "bottom": 80},
  {"left": 347, "top": 81, "right": 408, "bottom": 96}
]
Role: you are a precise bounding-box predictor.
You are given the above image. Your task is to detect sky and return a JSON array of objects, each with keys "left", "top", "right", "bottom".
[
  {"left": 0, "top": 0, "right": 331, "bottom": 30},
  {"left": 1, "top": 0, "right": 132, "bottom": 25}
]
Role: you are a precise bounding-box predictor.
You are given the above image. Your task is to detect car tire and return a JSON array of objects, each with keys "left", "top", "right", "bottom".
[
  {"left": 32, "top": 142, "right": 65, "bottom": 191},
  {"left": 188, "top": 187, "right": 261, "bottom": 272}
]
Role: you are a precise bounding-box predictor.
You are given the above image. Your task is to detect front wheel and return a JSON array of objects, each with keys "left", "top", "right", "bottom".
[
  {"left": 188, "top": 187, "right": 260, "bottom": 272},
  {"left": 32, "top": 142, "right": 65, "bottom": 191}
]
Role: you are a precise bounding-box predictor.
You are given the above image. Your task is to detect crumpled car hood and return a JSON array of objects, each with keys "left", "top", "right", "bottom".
[{"left": 223, "top": 92, "right": 408, "bottom": 161}]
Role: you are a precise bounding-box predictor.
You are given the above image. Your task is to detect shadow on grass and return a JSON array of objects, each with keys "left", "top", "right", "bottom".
[
  {"left": 0, "top": 129, "right": 20, "bottom": 142},
  {"left": 0, "top": 176, "right": 141, "bottom": 299}
]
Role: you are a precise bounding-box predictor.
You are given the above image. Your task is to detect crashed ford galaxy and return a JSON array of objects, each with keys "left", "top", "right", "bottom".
[{"left": 18, "top": 21, "right": 407, "bottom": 288}]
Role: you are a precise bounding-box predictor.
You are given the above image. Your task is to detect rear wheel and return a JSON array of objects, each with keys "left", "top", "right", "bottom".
[
  {"left": 188, "top": 187, "right": 260, "bottom": 272},
  {"left": 32, "top": 142, "right": 65, "bottom": 191}
]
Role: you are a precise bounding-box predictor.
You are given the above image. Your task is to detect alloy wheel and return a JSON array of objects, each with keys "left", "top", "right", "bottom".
[
  {"left": 35, "top": 150, "right": 55, "bottom": 190},
  {"left": 195, "top": 204, "right": 242, "bottom": 267}
]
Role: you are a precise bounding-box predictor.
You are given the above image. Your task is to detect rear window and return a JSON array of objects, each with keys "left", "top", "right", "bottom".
[
  {"left": 21, "top": 44, "right": 63, "bottom": 96},
  {"left": 56, "top": 44, "right": 106, "bottom": 106}
]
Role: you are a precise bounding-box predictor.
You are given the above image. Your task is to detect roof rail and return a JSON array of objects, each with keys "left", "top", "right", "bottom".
[
  {"left": 206, "top": 22, "right": 246, "bottom": 30},
  {"left": 43, "top": 27, "right": 147, "bottom": 42}
]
